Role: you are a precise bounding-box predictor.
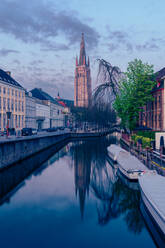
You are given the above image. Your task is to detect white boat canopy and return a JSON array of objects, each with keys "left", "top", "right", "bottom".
[{"left": 117, "top": 151, "right": 147, "bottom": 172}]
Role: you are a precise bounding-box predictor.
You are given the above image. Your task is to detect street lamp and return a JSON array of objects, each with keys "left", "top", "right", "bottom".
[{"left": 6, "top": 111, "right": 12, "bottom": 137}]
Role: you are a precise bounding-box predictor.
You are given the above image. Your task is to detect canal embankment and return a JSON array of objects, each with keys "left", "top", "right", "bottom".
[
  {"left": 0, "top": 131, "right": 109, "bottom": 169},
  {"left": 120, "top": 138, "right": 165, "bottom": 176}
]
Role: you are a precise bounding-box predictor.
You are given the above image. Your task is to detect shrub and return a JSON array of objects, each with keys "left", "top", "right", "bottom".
[
  {"left": 141, "top": 137, "right": 151, "bottom": 148},
  {"left": 131, "top": 134, "right": 151, "bottom": 148}
]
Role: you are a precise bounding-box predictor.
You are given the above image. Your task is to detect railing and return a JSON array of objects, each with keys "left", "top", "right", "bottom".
[{"left": 120, "top": 138, "right": 165, "bottom": 176}]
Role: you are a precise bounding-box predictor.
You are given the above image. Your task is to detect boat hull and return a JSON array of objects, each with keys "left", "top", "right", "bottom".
[
  {"left": 118, "top": 165, "right": 140, "bottom": 181},
  {"left": 140, "top": 200, "right": 165, "bottom": 248},
  {"left": 140, "top": 188, "right": 165, "bottom": 237}
]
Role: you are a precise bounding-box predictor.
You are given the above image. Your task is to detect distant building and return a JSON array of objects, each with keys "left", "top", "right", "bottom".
[
  {"left": 74, "top": 33, "right": 92, "bottom": 107},
  {"left": 0, "top": 69, "right": 25, "bottom": 130},
  {"left": 55, "top": 94, "right": 74, "bottom": 126},
  {"left": 139, "top": 68, "right": 165, "bottom": 131},
  {"left": 35, "top": 98, "right": 50, "bottom": 130},
  {"left": 25, "top": 92, "right": 36, "bottom": 128},
  {"left": 31, "top": 88, "right": 65, "bottom": 129}
]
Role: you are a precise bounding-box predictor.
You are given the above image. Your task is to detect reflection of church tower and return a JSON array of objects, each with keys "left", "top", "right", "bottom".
[
  {"left": 74, "top": 33, "right": 92, "bottom": 107},
  {"left": 74, "top": 143, "right": 91, "bottom": 219}
]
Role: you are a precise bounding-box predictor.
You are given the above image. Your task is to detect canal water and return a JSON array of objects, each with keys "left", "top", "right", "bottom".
[{"left": 0, "top": 137, "right": 158, "bottom": 247}]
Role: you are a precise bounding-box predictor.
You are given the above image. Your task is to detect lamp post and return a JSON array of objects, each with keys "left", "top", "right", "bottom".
[{"left": 6, "top": 111, "right": 12, "bottom": 137}]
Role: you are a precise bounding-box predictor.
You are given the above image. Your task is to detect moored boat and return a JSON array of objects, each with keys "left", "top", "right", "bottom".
[
  {"left": 117, "top": 151, "right": 148, "bottom": 181},
  {"left": 139, "top": 172, "right": 165, "bottom": 237},
  {"left": 107, "top": 144, "right": 128, "bottom": 162}
]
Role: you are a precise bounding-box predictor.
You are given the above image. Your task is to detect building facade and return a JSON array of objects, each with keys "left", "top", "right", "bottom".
[
  {"left": 74, "top": 33, "right": 92, "bottom": 107},
  {"left": 35, "top": 99, "right": 50, "bottom": 130},
  {"left": 0, "top": 70, "right": 25, "bottom": 131},
  {"left": 139, "top": 68, "right": 165, "bottom": 131},
  {"left": 31, "top": 88, "right": 65, "bottom": 129},
  {"left": 25, "top": 92, "right": 36, "bottom": 128}
]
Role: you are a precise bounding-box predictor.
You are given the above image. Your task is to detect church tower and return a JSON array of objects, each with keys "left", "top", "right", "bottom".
[{"left": 74, "top": 33, "right": 92, "bottom": 107}]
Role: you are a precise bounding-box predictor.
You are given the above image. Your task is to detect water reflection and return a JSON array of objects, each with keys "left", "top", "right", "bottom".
[
  {"left": 0, "top": 136, "right": 156, "bottom": 247},
  {"left": 69, "top": 138, "right": 145, "bottom": 234},
  {"left": 0, "top": 141, "right": 68, "bottom": 204}
]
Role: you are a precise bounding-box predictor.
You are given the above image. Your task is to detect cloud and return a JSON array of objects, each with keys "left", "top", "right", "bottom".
[
  {"left": 13, "top": 59, "right": 20, "bottom": 64},
  {"left": 0, "top": 48, "right": 20, "bottom": 56},
  {"left": 106, "top": 27, "right": 133, "bottom": 52},
  {"left": 135, "top": 38, "right": 160, "bottom": 51},
  {"left": 106, "top": 26, "right": 163, "bottom": 53},
  {"left": 0, "top": 0, "right": 99, "bottom": 51}
]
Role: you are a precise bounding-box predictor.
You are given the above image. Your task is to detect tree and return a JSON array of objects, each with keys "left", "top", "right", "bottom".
[
  {"left": 113, "top": 59, "right": 156, "bottom": 131},
  {"left": 93, "top": 59, "right": 124, "bottom": 108},
  {"left": 70, "top": 104, "right": 116, "bottom": 130}
]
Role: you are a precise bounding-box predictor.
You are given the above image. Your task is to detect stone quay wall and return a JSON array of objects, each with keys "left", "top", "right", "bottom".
[{"left": 0, "top": 131, "right": 108, "bottom": 170}]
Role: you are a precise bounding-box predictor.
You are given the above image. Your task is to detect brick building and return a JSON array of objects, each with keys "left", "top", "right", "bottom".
[
  {"left": 74, "top": 33, "right": 92, "bottom": 107},
  {"left": 139, "top": 68, "right": 165, "bottom": 131}
]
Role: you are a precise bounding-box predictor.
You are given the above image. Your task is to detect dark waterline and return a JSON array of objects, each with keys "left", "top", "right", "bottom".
[{"left": 0, "top": 137, "right": 158, "bottom": 248}]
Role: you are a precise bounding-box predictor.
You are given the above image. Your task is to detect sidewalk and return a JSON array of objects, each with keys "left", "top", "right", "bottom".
[{"left": 120, "top": 138, "right": 165, "bottom": 177}]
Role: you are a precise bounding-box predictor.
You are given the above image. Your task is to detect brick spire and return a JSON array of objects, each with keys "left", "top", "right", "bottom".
[
  {"left": 79, "top": 33, "right": 86, "bottom": 65},
  {"left": 76, "top": 56, "right": 78, "bottom": 66}
]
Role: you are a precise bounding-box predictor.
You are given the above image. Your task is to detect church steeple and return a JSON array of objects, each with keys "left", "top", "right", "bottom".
[
  {"left": 74, "top": 33, "right": 92, "bottom": 107},
  {"left": 79, "top": 33, "right": 86, "bottom": 65}
]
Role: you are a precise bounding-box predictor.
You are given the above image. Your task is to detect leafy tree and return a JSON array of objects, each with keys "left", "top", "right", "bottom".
[{"left": 114, "top": 59, "right": 156, "bottom": 131}]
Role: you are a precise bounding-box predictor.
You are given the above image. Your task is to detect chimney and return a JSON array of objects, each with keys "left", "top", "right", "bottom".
[{"left": 6, "top": 71, "right": 11, "bottom": 76}]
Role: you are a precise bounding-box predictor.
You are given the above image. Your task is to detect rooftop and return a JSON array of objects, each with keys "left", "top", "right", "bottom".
[
  {"left": 55, "top": 98, "right": 74, "bottom": 108},
  {"left": 155, "top": 67, "right": 165, "bottom": 80},
  {"left": 31, "top": 88, "right": 63, "bottom": 107},
  {"left": 0, "top": 69, "right": 23, "bottom": 89}
]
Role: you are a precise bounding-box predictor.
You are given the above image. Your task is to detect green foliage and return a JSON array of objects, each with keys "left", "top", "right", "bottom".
[
  {"left": 141, "top": 137, "right": 151, "bottom": 148},
  {"left": 136, "top": 131, "right": 155, "bottom": 140},
  {"left": 131, "top": 134, "right": 152, "bottom": 148},
  {"left": 114, "top": 59, "right": 156, "bottom": 130}
]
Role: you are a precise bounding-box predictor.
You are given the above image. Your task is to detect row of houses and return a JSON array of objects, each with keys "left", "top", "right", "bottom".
[
  {"left": 0, "top": 69, "right": 73, "bottom": 131},
  {"left": 139, "top": 67, "right": 165, "bottom": 131}
]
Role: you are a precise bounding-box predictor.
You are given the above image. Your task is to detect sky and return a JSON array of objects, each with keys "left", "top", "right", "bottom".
[{"left": 0, "top": 0, "right": 165, "bottom": 99}]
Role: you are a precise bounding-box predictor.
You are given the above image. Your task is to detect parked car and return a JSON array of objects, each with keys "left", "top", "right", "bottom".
[
  {"left": 47, "top": 127, "right": 58, "bottom": 132},
  {"left": 8, "top": 128, "right": 16, "bottom": 135},
  {"left": 0, "top": 130, "right": 4, "bottom": 136},
  {"left": 58, "top": 126, "right": 65, "bottom": 130},
  {"left": 32, "top": 129, "right": 37, "bottom": 135},
  {"left": 22, "top": 128, "right": 33, "bottom": 136}
]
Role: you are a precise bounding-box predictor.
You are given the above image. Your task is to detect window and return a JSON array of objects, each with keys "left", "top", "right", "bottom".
[
  {"left": 155, "top": 97, "right": 157, "bottom": 109},
  {"left": 12, "top": 89, "right": 14, "bottom": 96},
  {"left": 18, "top": 101, "right": 21, "bottom": 111},
  {"left": 22, "top": 116, "right": 24, "bottom": 127},
  {"left": 0, "top": 96, "right": 1, "bottom": 110},
  {"left": 3, "top": 98, "right": 6, "bottom": 110},
  {"left": 19, "top": 115, "right": 21, "bottom": 127},
  {"left": 11, "top": 99, "right": 14, "bottom": 111},
  {"left": 15, "top": 100, "right": 17, "bottom": 111},
  {"left": 0, "top": 86, "right": 1, "bottom": 93},
  {"left": 15, "top": 115, "right": 17, "bottom": 127},
  {"left": 3, "top": 114, "right": 6, "bottom": 128},
  {"left": 15, "top": 90, "right": 17, "bottom": 97},
  {"left": 159, "top": 114, "right": 161, "bottom": 129},
  {"left": 8, "top": 88, "right": 10, "bottom": 95},
  {"left": 3, "top": 87, "right": 6, "bottom": 94},
  {"left": 7, "top": 98, "right": 10, "bottom": 110}
]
